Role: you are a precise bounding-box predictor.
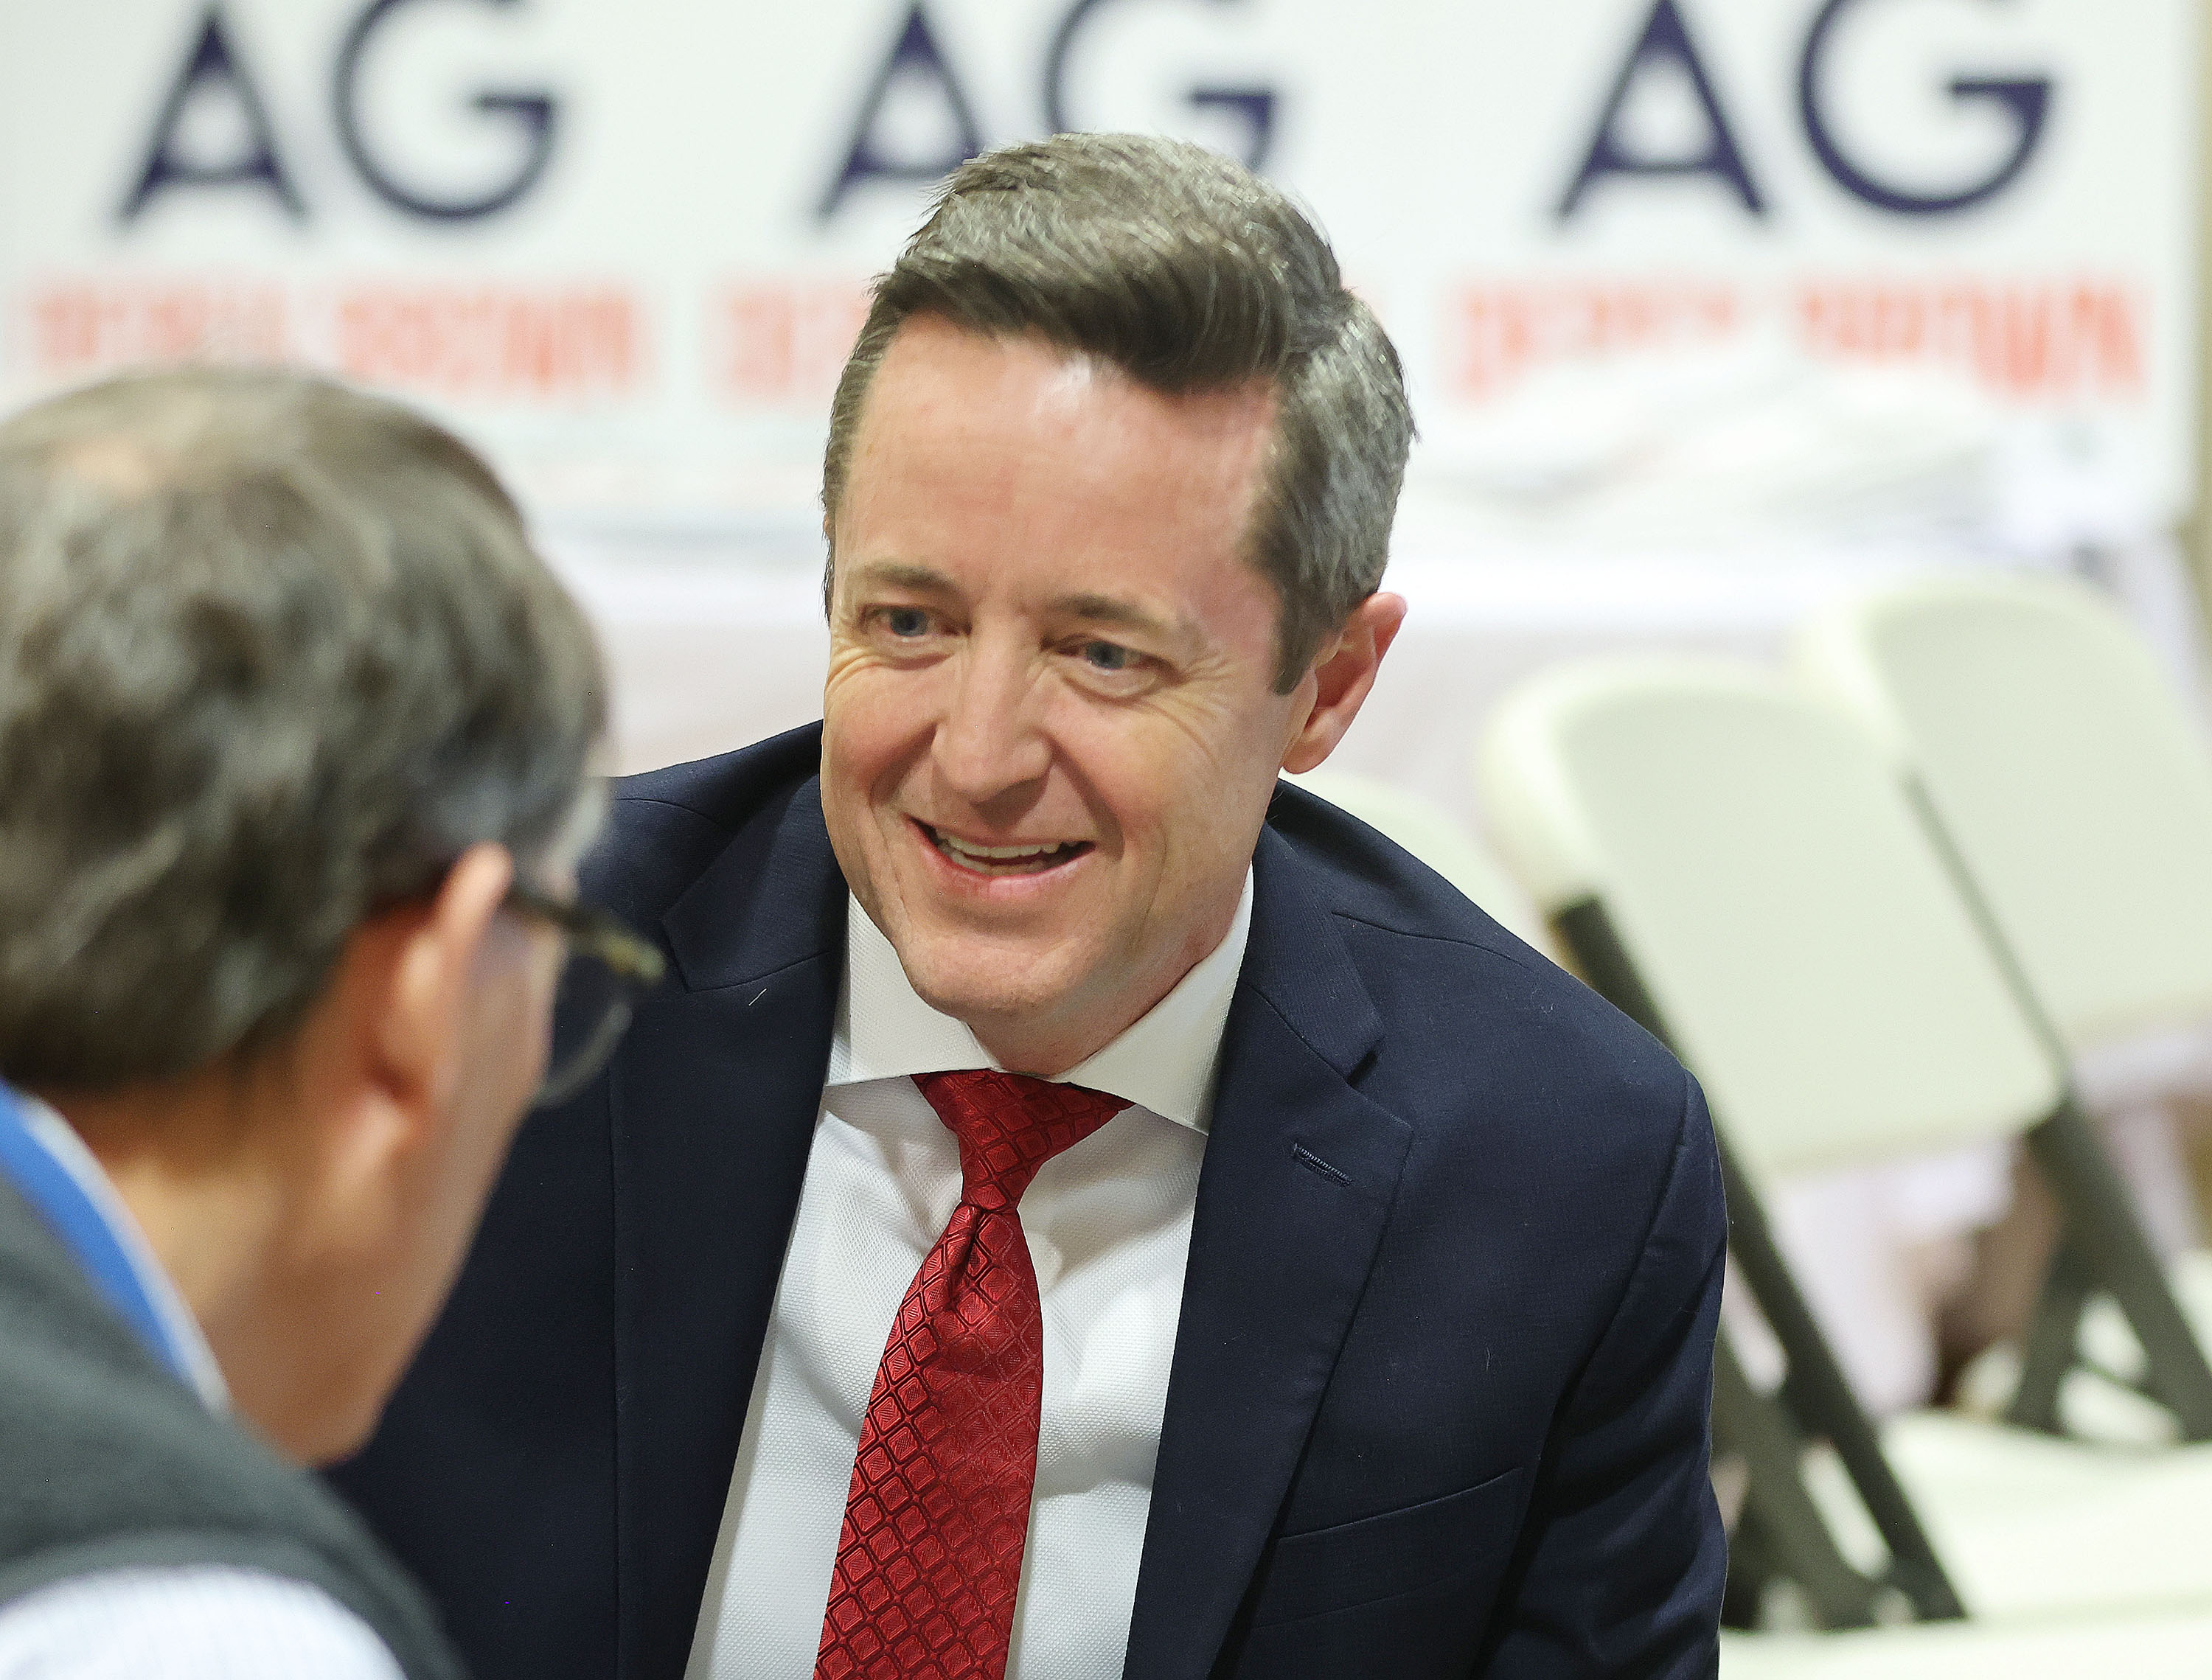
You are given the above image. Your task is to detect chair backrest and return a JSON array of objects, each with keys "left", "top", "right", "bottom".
[
  {"left": 1796, "top": 572, "right": 2212, "bottom": 1054},
  {"left": 1477, "top": 658, "right": 2062, "bottom": 1179},
  {"left": 1285, "top": 767, "right": 1554, "bottom": 952}
]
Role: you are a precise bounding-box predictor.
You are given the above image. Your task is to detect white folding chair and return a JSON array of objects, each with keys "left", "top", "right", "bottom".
[
  {"left": 1797, "top": 571, "right": 2212, "bottom": 1052},
  {"left": 1282, "top": 767, "right": 1552, "bottom": 953},
  {"left": 1798, "top": 573, "right": 2212, "bottom": 1433},
  {"left": 1476, "top": 658, "right": 2212, "bottom": 1634}
]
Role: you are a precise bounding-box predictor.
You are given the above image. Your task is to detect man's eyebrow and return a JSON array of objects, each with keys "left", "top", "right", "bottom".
[
  {"left": 1050, "top": 593, "right": 1180, "bottom": 639},
  {"left": 846, "top": 571, "right": 1187, "bottom": 642},
  {"left": 849, "top": 561, "right": 958, "bottom": 593}
]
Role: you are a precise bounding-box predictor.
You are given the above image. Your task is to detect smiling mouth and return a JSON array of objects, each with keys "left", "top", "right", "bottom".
[{"left": 917, "top": 820, "right": 1093, "bottom": 877}]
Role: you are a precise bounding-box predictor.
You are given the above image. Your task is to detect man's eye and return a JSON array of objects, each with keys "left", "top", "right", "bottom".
[
  {"left": 881, "top": 607, "right": 932, "bottom": 638},
  {"left": 1082, "top": 641, "right": 1135, "bottom": 672}
]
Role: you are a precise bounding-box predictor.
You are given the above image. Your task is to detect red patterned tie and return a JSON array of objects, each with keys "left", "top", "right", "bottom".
[{"left": 813, "top": 1070, "right": 1127, "bottom": 1680}]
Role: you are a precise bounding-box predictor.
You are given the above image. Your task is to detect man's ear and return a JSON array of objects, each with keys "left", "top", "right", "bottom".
[
  {"left": 293, "top": 843, "right": 516, "bottom": 1234},
  {"left": 1282, "top": 592, "right": 1406, "bottom": 775},
  {"left": 364, "top": 844, "right": 517, "bottom": 1134}
]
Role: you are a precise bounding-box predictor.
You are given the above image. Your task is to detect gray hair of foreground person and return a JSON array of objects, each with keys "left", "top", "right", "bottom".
[
  {"left": 0, "top": 366, "right": 606, "bottom": 1091},
  {"left": 820, "top": 133, "right": 1415, "bottom": 693}
]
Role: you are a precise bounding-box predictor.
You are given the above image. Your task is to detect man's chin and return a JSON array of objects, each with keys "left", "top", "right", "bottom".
[{"left": 905, "top": 960, "right": 1075, "bottom": 1036}]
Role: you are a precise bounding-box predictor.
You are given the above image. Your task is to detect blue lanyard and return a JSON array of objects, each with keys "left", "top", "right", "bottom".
[{"left": 0, "top": 1084, "right": 187, "bottom": 1382}]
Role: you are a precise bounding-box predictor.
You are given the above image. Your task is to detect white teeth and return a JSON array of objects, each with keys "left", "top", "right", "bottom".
[
  {"left": 943, "top": 836, "right": 1062, "bottom": 860},
  {"left": 926, "top": 826, "right": 1084, "bottom": 873}
]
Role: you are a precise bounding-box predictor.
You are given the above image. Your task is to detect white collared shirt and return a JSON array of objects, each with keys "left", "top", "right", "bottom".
[
  {"left": 0, "top": 1097, "right": 400, "bottom": 1680},
  {"left": 686, "top": 874, "right": 1254, "bottom": 1680}
]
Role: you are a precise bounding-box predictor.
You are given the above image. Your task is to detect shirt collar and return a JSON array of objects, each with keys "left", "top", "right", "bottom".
[
  {"left": 824, "top": 871, "right": 1254, "bottom": 1134},
  {"left": 15, "top": 1095, "right": 231, "bottom": 1412}
]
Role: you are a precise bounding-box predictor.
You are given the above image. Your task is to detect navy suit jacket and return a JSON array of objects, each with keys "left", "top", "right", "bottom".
[{"left": 333, "top": 723, "right": 1727, "bottom": 1680}]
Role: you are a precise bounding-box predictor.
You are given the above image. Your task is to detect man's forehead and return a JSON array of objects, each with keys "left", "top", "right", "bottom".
[
  {"left": 860, "top": 318, "right": 1276, "bottom": 447},
  {"left": 874, "top": 316, "right": 1111, "bottom": 392},
  {"left": 832, "top": 322, "right": 1281, "bottom": 658},
  {"left": 842, "top": 333, "right": 1274, "bottom": 547}
]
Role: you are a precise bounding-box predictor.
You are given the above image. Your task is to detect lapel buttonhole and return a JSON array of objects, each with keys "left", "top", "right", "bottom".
[{"left": 1290, "top": 1140, "right": 1351, "bottom": 1187}]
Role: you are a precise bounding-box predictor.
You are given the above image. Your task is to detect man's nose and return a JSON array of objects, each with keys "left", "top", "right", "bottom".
[{"left": 932, "top": 637, "right": 1051, "bottom": 806}]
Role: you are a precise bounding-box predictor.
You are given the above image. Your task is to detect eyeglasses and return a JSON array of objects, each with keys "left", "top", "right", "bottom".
[{"left": 504, "top": 884, "right": 666, "bottom": 1106}]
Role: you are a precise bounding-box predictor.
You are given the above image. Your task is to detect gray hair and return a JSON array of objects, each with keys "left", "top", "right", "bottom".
[
  {"left": 0, "top": 366, "right": 607, "bottom": 1090},
  {"left": 821, "top": 133, "right": 1414, "bottom": 692}
]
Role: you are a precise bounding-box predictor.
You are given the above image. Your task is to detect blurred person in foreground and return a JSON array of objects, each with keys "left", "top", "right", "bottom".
[
  {"left": 341, "top": 135, "right": 1727, "bottom": 1680},
  {"left": 0, "top": 368, "right": 658, "bottom": 1679}
]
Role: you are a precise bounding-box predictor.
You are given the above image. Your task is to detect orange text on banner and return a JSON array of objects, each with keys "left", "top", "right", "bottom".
[{"left": 333, "top": 285, "right": 641, "bottom": 402}]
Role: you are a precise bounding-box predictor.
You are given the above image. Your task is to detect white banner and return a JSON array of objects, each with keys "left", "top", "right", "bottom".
[{"left": 0, "top": 0, "right": 2197, "bottom": 524}]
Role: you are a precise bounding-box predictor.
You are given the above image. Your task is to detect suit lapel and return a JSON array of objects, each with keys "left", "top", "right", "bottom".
[
  {"left": 612, "top": 776, "right": 848, "bottom": 1680},
  {"left": 1123, "top": 827, "right": 1414, "bottom": 1680}
]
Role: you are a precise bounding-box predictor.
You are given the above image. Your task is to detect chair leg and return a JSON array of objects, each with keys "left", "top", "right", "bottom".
[
  {"left": 1717, "top": 1143, "right": 1967, "bottom": 1623},
  {"left": 1554, "top": 895, "right": 1969, "bottom": 1623},
  {"left": 1900, "top": 781, "right": 2212, "bottom": 1438},
  {"left": 2024, "top": 1099, "right": 2212, "bottom": 1440},
  {"left": 1712, "top": 1332, "right": 1883, "bottom": 1630},
  {"left": 1721, "top": 1508, "right": 1773, "bottom": 1631},
  {"left": 2006, "top": 1239, "right": 2094, "bottom": 1435}
]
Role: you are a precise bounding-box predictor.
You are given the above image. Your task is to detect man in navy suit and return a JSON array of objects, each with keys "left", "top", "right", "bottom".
[{"left": 335, "top": 133, "right": 1726, "bottom": 1679}]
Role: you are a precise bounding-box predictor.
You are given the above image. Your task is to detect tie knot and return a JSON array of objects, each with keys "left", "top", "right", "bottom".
[{"left": 913, "top": 1070, "right": 1126, "bottom": 1210}]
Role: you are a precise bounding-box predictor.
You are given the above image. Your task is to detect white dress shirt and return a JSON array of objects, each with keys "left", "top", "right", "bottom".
[
  {"left": 686, "top": 875, "right": 1253, "bottom": 1680},
  {"left": 0, "top": 1097, "right": 400, "bottom": 1680}
]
